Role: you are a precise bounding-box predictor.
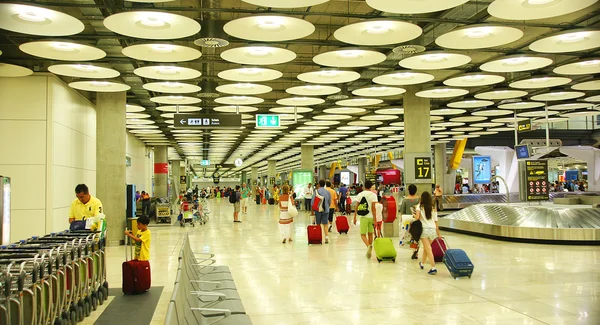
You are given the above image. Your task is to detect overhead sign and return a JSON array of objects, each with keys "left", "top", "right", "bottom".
[
  {"left": 256, "top": 114, "right": 280, "bottom": 128},
  {"left": 525, "top": 160, "right": 549, "bottom": 201},
  {"left": 200, "top": 160, "right": 210, "bottom": 166},
  {"left": 414, "top": 157, "right": 432, "bottom": 180},
  {"left": 174, "top": 113, "right": 241, "bottom": 129},
  {"left": 518, "top": 119, "right": 532, "bottom": 133},
  {"left": 234, "top": 158, "right": 243, "bottom": 167}
]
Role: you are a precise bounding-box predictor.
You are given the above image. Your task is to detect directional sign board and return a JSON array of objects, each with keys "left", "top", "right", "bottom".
[
  {"left": 174, "top": 114, "right": 241, "bottom": 129},
  {"left": 256, "top": 114, "right": 280, "bottom": 128}
]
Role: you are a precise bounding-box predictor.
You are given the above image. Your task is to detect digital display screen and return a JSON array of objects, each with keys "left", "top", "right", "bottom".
[
  {"left": 472, "top": 156, "right": 492, "bottom": 184},
  {"left": 516, "top": 145, "right": 530, "bottom": 159}
]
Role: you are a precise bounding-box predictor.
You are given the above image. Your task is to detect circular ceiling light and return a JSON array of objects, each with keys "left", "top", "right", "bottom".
[
  {"left": 48, "top": 64, "right": 120, "bottom": 78},
  {"left": 0, "top": 63, "right": 33, "bottom": 77},
  {"left": 488, "top": 127, "right": 514, "bottom": 132},
  {"left": 218, "top": 67, "right": 283, "bottom": 82},
  {"left": 69, "top": 81, "right": 131, "bottom": 92},
  {"left": 122, "top": 43, "right": 201, "bottom": 62},
  {"left": 471, "top": 122, "right": 503, "bottom": 128},
  {"left": 585, "top": 95, "right": 600, "bottom": 102},
  {"left": 560, "top": 109, "right": 600, "bottom": 118},
  {"left": 360, "top": 114, "right": 399, "bottom": 121},
  {"left": 352, "top": 86, "right": 406, "bottom": 97},
  {"left": 531, "top": 91, "right": 585, "bottom": 101},
  {"left": 126, "top": 104, "right": 145, "bottom": 113},
  {"left": 509, "top": 76, "right": 572, "bottom": 89},
  {"left": 313, "top": 114, "right": 353, "bottom": 120},
  {"left": 223, "top": 15, "right": 315, "bottom": 42},
  {"left": 143, "top": 82, "right": 201, "bottom": 94},
  {"left": 452, "top": 127, "right": 483, "bottom": 132},
  {"left": 450, "top": 116, "right": 488, "bottom": 122},
  {"left": 480, "top": 55, "right": 553, "bottom": 72},
  {"left": 435, "top": 122, "right": 465, "bottom": 127},
  {"left": 572, "top": 80, "right": 600, "bottom": 91},
  {"left": 430, "top": 108, "right": 467, "bottom": 115},
  {"left": 297, "top": 69, "right": 361, "bottom": 84},
  {"left": 133, "top": 65, "right": 201, "bottom": 80},
  {"left": 103, "top": 11, "right": 200, "bottom": 39},
  {"left": 19, "top": 41, "right": 106, "bottom": 61},
  {"left": 517, "top": 110, "right": 560, "bottom": 118},
  {"left": 127, "top": 125, "right": 159, "bottom": 129},
  {"left": 553, "top": 58, "right": 600, "bottom": 75},
  {"left": 156, "top": 106, "right": 201, "bottom": 113},
  {"left": 366, "top": 0, "right": 469, "bottom": 13},
  {"left": 529, "top": 29, "right": 600, "bottom": 53},
  {"left": 475, "top": 89, "right": 528, "bottom": 100},
  {"left": 313, "top": 48, "right": 387, "bottom": 68},
  {"left": 416, "top": 87, "right": 469, "bottom": 98},
  {"left": 472, "top": 109, "right": 513, "bottom": 117},
  {"left": 372, "top": 71, "right": 434, "bottom": 86},
  {"left": 488, "top": 0, "right": 598, "bottom": 20},
  {"left": 335, "top": 98, "right": 383, "bottom": 106},
  {"left": 241, "top": 0, "right": 330, "bottom": 8},
  {"left": 0, "top": 3, "right": 84, "bottom": 36},
  {"left": 399, "top": 51, "right": 471, "bottom": 70},
  {"left": 435, "top": 25, "right": 523, "bottom": 49},
  {"left": 437, "top": 131, "right": 465, "bottom": 136},
  {"left": 150, "top": 96, "right": 201, "bottom": 105},
  {"left": 447, "top": 99, "right": 494, "bottom": 109},
  {"left": 216, "top": 83, "right": 272, "bottom": 95},
  {"left": 220, "top": 45, "right": 296, "bottom": 65},
  {"left": 375, "top": 107, "right": 405, "bottom": 115},
  {"left": 305, "top": 120, "right": 341, "bottom": 126},
  {"left": 323, "top": 107, "right": 366, "bottom": 114},
  {"left": 348, "top": 120, "right": 383, "bottom": 126},
  {"left": 215, "top": 96, "right": 264, "bottom": 105},
  {"left": 471, "top": 131, "right": 499, "bottom": 136},
  {"left": 444, "top": 73, "right": 505, "bottom": 87},
  {"left": 279, "top": 113, "right": 304, "bottom": 120},
  {"left": 129, "top": 129, "right": 162, "bottom": 134},
  {"left": 498, "top": 101, "right": 545, "bottom": 109},
  {"left": 333, "top": 19, "right": 422, "bottom": 46},
  {"left": 276, "top": 97, "right": 325, "bottom": 106},
  {"left": 492, "top": 117, "right": 528, "bottom": 123},
  {"left": 213, "top": 105, "right": 258, "bottom": 113},
  {"left": 286, "top": 84, "right": 340, "bottom": 96},
  {"left": 533, "top": 117, "right": 568, "bottom": 124},
  {"left": 547, "top": 103, "right": 593, "bottom": 110},
  {"left": 269, "top": 106, "right": 313, "bottom": 113}
]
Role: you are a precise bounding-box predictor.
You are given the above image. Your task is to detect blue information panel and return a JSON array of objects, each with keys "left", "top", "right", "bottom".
[{"left": 473, "top": 155, "right": 492, "bottom": 184}]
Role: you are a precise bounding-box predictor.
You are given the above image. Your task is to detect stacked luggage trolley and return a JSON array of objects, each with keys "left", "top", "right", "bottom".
[
  {"left": 0, "top": 230, "right": 108, "bottom": 325},
  {"left": 164, "top": 234, "right": 252, "bottom": 325}
]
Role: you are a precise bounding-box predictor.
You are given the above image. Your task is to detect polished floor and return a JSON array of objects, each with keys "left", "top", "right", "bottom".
[{"left": 84, "top": 198, "right": 599, "bottom": 325}]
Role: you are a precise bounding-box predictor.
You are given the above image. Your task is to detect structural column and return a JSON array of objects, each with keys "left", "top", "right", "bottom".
[
  {"left": 251, "top": 166, "right": 258, "bottom": 194},
  {"left": 318, "top": 165, "right": 327, "bottom": 182},
  {"left": 434, "top": 143, "right": 447, "bottom": 194},
  {"left": 171, "top": 160, "right": 180, "bottom": 200},
  {"left": 180, "top": 165, "right": 186, "bottom": 193},
  {"left": 154, "top": 146, "right": 168, "bottom": 198},
  {"left": 268, "top": 160, "right": 276, "bottom": 186},
  {"left": 95, "top": 92, "right": 126, "bottom": 246},
  {"left": 403, "top": 85, "right": 431, "bottom": 196},
  {"left": 300, "top": 145, "right": 314, "bottom": 171},
  {"left": 358, "top": 158, "right": 367, "bottom": 185},
  {"left": 241, "top": 171, "right": 247, "bottom": 185}
]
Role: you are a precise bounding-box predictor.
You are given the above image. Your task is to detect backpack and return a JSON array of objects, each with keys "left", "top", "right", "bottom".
[
  {"left": 229, "top": 191, "right": 237, "bottom": 204},
  {"left": 356, "top": 196, "right": 370, "bottom": 216}
]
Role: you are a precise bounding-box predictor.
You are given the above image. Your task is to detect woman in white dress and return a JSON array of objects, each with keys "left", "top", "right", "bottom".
[{"left": 279, "top": 185, "right": 295, "bottom": 243}]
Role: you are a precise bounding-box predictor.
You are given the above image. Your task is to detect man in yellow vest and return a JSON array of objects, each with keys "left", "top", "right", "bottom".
[{"left": 69, "top": 184, "right": 103, "bottom": 224}]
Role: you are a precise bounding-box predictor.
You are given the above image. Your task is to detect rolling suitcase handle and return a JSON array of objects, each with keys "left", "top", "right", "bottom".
[
  {"left": 125, "top": 229, "right": 134, "bottom": 261},
  {"left": 435, "top": 237, "right": 448, "bottom": 254}
]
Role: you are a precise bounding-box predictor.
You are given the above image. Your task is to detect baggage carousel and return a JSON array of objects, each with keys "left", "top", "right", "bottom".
[
  {"left": 441, "top": 192, "right": 600, "bottom": 209},
  {"left": 438, "top": 204, "right": 600, "bottom": 244}
]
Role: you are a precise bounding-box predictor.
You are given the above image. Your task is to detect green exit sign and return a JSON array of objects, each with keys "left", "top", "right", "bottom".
[
  {"left": 201, "top": 160, "right": 210, "bottom": 166},
  {"left": 256, "top": 114, "right": 280, "bottom": 128}
]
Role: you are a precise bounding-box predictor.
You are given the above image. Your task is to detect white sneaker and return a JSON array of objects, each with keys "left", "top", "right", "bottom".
[
  {"left": 366, "top": 245, "right": 373, "bottom": 258},
  {"left": 325, "top": 237, "right": 329, "bottom": 244}
]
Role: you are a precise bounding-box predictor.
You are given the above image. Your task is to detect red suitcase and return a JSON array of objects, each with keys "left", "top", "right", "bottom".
[
  {"left": 307, "top": 224, "right": 322, "bottom": 245},
  {"left": 336, "top": 216, "right": 350, "bottom": 234},
  {"left": 432, "top": 237, "right": 447, "bottom": 262},
  {"left": 122, "top": 260, "right": 151, "bottom": 294}
]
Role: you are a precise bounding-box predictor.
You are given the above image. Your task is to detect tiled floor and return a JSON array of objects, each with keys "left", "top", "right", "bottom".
[{"left": 93, "top": 198, "right": 599, "bottom": 325}]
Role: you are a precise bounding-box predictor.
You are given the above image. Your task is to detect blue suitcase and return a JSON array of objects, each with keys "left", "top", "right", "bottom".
[{"left": 443, "top": 248, "right": 474, "bottom": 279}]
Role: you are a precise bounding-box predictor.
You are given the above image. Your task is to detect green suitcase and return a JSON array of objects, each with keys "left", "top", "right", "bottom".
[{"left": 373, "top": 237, "right": 397, "bottom": 263}]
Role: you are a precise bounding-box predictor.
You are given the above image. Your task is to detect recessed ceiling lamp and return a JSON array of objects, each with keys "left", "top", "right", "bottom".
[
  {"left": 572, "top": 80, "right": 600, "bottom": 91},
  {"left": 430, "top": 108, "right": 466, "bottom": 115},
  {"left": 221, "top": 45, "right": 296, "bottom": 65},
  {"left": 470, "top": 122, "right": 503, "bottom": 128},
  {"left": 375, "top": 107, "right": 404, "bottom": 115},
  {"left": 103, "top": 11, "right": 200, "bottom": 39},
  {"left": 444, "top": 73, "right": 505, "bottom": 87},
  {"left": 416, "top": 87, "right": 469, "bottom": 98},
  {"left": 334, "top": 19, "right": 422, "bottom": 46},
  {"left": 352, "top": 86, "right": 406, "bottom": 97},
  {"left": 560, "top": 109, "right": 600, "bottom": 118},
  {"left": 122, "top": 43, "right": 201, "bottom": 62},
  {"left": 399, "top": 51, "right": 471, "bottom": 70},
  {"left": 447, "top": 99, "right": 494, "bottom": 108},
  {"left": 508, "top": 75, "right": 572, "bottom": 89},
  {"left": 475, "top": 89, "right": 528, "bottom": 100},
  {"left": 305, "top": 120, "right": 341, "bottom": 126},
  {"left": 133, "top": 65, "right": 201, "bottom": 80},
  {"left": 297, "top": 69, "right": 360, "bottom": 84},
  {"left": 127, "top": 125, "right": 159, "bottom": 129},
  {"left": 435, "top": 122, "right": 465, "bottom": 127},
  {"left": 488, "top": 0, "right": 598, "bottom": 20},
  {"left": 517, "top": 110, "right": 560, "bottom": 117},
  {"left": 0, "top": 63, "right": 33, "bottom": 77},
  {"left": 313, "top": 48, "right": 386, "bottom": 68},
  {"left": 492, "top": 117, "right": 528, "bottom": 123},
  {"left": 313, "top": 114, "right": 353, "bottom": 120},
  {"left": 277, "top": 97, "right": 325, "bottom": 106},
  {"left": 269, "top": 106, "right": 313, "bottom": 114},
  {"left": 217, "top": 83, "right": 272, "bottom": 95},
  {"left": 530, "top": 29, "right": 600, "bottom": 53},
  {"left": 214, "top": 106, "right": 258, "bottom": 113},
  {"left": 48, "top": 64, "right": 120, "bottom": 78},
  {"left": 19, "top": 41, "right": 106, "bottom": 61},
  {"left": 360, "top": 115, "right": 399, "bottom": 121},
  {"left": 69, "top": 81, "right": 131, "bottom": 92},
  {"left": 372, "top": 71, "right": 435, "bottom": 86},
  {"left": 547, "top": 103, "right": 593, "bottom": 110},
  {"left": 143, "top": 81, "right": 201, "bottom": 94},
  {"left": 480, "top": 55, "right": 553, "bottom": 72},
  {"left": 532, "top": 117, "right": 568, "bottom": 124},
  {"left": 215, "top": 96, "right": 264, "bottom": 105},
  {"left": 129, "top": 129, "right": 162, "bottom": 134},
  {"left": 323, "top": 107, "right": 367, "bottom": 114},
  {"left": 150, "top": 95, "right": 201, "bottom": 105},
  {"left": 194, "top": 20, "right": 229, "bottom": 48},
  {"left": 366, "top": 0, "right": 469, "bottom": 13},
  {"left": 530, "top": 90, "right": 585, "bottom": 101},
  {"left": 435, "top": 25, "right": 523, "bottom": 49},
  {"left": 126, "top": 104, "right": 145, "bottom": 113},
  {"left": 242, "top": 0, "right": 329, "bottom": 8},
  {"left": 487, "top": 127, "right": 514, "bottom": 132},
  {"left": 348, "top": 121, "right": 383, "bottom": 126},
  {"left": 0, "top": 3, "right": 84, "bottom": 36},
  {"left": 472, "top": 109, "right": 513, "bottom": 117},
  {"left": 450, "top": 116, "right": 488, "bottom": 122},
  {"left": 335, "top": 98, "right": 383, "bottom": 106},
  {"left": 286, "top": 84, "right": 340, "bottom": 96},
  {"left": 218, "top": 67, "right": 283, "bottom": 82},
  {"left": 553, "top": 58, "right": 600, "bottom": 75},
  {"left": 223, "top": 15, "right": 315, "bottom": 41},
  {"left": 585, "top": 95, "right": 600, "bottom": 102},
  {"left": 498, "top": 101, "right": 544, "bottom": 109}
]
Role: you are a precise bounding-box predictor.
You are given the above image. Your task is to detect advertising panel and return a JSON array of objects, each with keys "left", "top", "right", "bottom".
[{"left": 473, "top": 156, "right": 492, "bottom": 184}]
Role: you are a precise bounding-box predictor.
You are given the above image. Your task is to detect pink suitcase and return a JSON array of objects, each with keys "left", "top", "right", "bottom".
[
  {"left": 307, "top": 225, "right": 322, "bottom": 245},
  {"left": 432, "top": 237, "right": 448, "bottom": 262}
]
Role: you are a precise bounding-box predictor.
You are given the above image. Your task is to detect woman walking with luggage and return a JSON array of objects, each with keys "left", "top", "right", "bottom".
[
  {"left": 414, "top": 191, "right": 442, "bottom": 275},
  {"left": 278, "top": 185, "right": 295, "bottom": 243}
]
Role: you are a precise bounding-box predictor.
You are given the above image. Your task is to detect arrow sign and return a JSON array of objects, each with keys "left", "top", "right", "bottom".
[
  {"left": 180, "top": 119, "right": 187, "bottom": 125},
  {"left": 256, "top": 114, "right": 280, "bottom": 128}
]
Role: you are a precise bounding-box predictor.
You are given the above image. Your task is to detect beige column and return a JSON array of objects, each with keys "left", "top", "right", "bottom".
[
  {"left": 403, "top": 85, "right": 432, "bottom": 197},
  {"left": 154, "top": 146, "right": 168, "bottom": 198}
]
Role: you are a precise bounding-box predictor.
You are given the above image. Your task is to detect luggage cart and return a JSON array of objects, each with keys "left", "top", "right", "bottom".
[{"left": 156, "top": 203, "right": 172, "bottom": 224}]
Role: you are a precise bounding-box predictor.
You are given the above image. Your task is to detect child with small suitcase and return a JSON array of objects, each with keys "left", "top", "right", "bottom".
[{"left": 123, "top": 216, "right": 151, "bottom": 294}]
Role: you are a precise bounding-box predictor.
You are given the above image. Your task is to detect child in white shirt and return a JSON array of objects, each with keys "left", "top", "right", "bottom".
[{"left": 374, "top": 196, "right": 384, "bottom": 238}]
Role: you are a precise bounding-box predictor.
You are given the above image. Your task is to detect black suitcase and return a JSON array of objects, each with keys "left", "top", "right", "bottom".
[
  {"left": 268, "top": 198, "right": 275, "bottom": 205},
  {"left": 255, "top": 195, "right": 260, "bottom": 204}
]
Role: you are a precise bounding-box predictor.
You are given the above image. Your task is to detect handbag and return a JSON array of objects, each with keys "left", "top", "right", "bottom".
[
  {"left": 287, "top": 197, "right": 298, "bottom": 218},
  {"left": 70, "top": 217, "right": 87, "bottom": 231},
  {"left": 312, "top": 191, "right": 324, "bottom": 212}
]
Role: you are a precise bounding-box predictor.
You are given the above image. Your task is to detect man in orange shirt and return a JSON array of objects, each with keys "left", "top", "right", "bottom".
[{"left": 325, "top": 181, "right": 338, "bottom": 233}]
